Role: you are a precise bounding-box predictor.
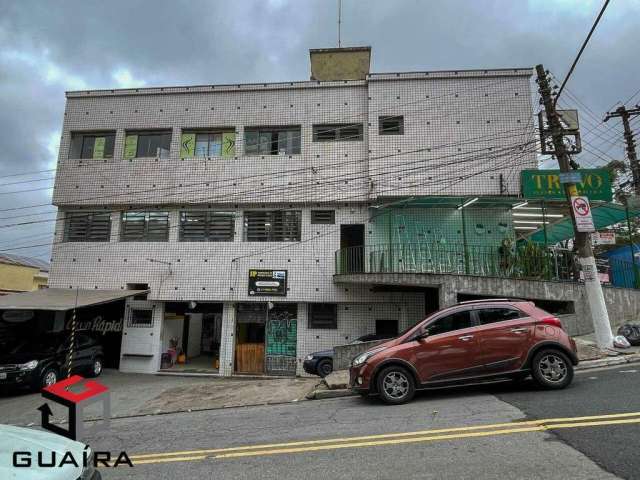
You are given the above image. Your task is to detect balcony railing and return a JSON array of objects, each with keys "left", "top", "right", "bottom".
[{"left": 334, "top": 243, "right": 580, "bottom": 282}]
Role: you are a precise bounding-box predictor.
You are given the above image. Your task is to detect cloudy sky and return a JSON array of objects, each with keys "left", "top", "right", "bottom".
[{"left": 0, "top": 0, "right": 639, "bottom": 260}]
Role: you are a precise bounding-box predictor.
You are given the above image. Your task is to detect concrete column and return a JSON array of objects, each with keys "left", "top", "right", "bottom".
[
  {"left": 168, "top": 211, "right": 180, "bottom": 242},
  {"left": 219, "top": 302, "right": 237, "bottom": 376},
  {"left": 295, "top": 302, "right": 308, "bottom": 376}
]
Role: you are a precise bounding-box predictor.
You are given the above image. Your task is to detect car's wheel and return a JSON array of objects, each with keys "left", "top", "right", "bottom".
[
  {"left": 40, "top": 368, "right": 58, "bottom": 389},
  {"left": 531, "top": 349, "right": 573, "bottom": 389},
  {"left": 376, "top": 366, "right": 415, "bottom": 405},
  {"left": 317, "top": 359, "right": 333, "bottom": 378},
  {"left": 88, "top": 357, "right": 103, "bottom": 378}
]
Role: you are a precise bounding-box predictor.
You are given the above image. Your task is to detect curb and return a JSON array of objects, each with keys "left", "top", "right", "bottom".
[
  {"left": 309, "top": 389, "right": 356, "bottom": 400},
  {"left": 575, "top": 353, "right": 640, "bottom": 371}
]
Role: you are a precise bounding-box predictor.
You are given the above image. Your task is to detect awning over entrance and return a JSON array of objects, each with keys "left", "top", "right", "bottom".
[
  {"left": 527, "top": 202, "right": 640, "bottom": 245},
  {"left": 0, "top": 288, "right": 147, "bottom": 311}
]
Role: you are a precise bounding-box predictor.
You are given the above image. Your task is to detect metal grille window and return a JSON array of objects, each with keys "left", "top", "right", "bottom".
[
  {"left": 179, "top": 211, "right": 235, "bottom": 242},
  {"left": 69, "top": 133, "right": 116, "bottom": 159},
  {"left": 64, "top": 212, "right": 112, "bottom": 242},
  {"left": 379, "top": 116, "right": 404, "bottom": 135},
  {"left": 312, "top": 124, "right": 363, "bottom": 141},
  {"left": 244, "top": 211, "right": 301, "bottom": 242},
  {"left": 308, "top": 303, "right": 338, "bottom": 329},
  {"left": 310, "top": 210, "right": 335, "bottom": 224},
  {"left": 121, "top": 212, "right": 169, "bottom": 242},
  {"left": 127, "top": 309, "right": 154, "bottom": 328},
  {"left": 244, "top": 127, "right": 301, "bottom": 155}
]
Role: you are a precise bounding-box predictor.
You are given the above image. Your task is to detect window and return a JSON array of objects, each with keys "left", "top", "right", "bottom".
[
  {"left": 244, "top": 127, "right": 301, "bottom": 155},
  {"left": 312, "top": 124, "right": 363, "bottom": 142},
  {"left": 70, "top": 133, "right": 116, "bottom": 159},
  {"left": 376, "top": 319, "right": 399, "bottom": 336},
  {"left": 310, "top": 210, "right": 335, "bottom": 224},
  {"left": 426, "top": 310, "right": 473, "bottom": 336},
  {"left": 180, "top": 131, "right": 235, "bottom": 158},
  {"left": 244, "top": 211, "right": 301, "bottom": 242},
  {"left": 127, "top": 283, "right": 149, "bottom": 300},
  {"left": 64, "top": 212, "right": 112, "bottom": 242},
  {"left": 128, "top": 309, "right": 153, "bottom": 328},
  {"left": 379, "top": 116, "right": 404, "bottom": 135},
  {"left": 477, "top": 308, "right": 523, "bottom": 325},
  {"left": 308, "top": 303, "right": 337, "bottom": 329},
  {"left": 180, "top": 211, "right": 235, "bottom": 241},
  {"left": 120, "top": 211, "right": 169, "bottom": 241},
  {"left": 124, "top": 131, "right": 171, "bottom": 159}
]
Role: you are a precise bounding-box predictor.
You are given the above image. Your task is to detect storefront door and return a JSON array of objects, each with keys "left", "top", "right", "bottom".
[
  {"left": 235, "top": 303, "right": 266, "bottom": 374},
  {"left": 265, "top": 303, "right": 297, "bottom": 376}
]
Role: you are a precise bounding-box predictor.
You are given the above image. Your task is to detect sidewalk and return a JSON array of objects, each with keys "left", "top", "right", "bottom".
[
  {"left": 0, "top": 370, "right": 319, "bottom": 427},
  {"left": 308, "top": 334, "right": 640, "bottom": 400}
]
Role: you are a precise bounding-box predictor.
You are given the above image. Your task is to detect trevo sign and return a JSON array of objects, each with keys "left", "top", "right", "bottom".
[{"left": 571, "top": 196, "right": 596, "bottom": 233}]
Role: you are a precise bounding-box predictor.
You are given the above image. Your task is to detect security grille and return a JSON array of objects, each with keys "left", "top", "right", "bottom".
[
  {"left": 64, "top": 212, "right": 112, "bottom": 242},
  {"left": 121, "top": 211, "right": 169, "bottom": 241},
  {"left": 127, "top": 308, "right": 154, "bottom": 328},
  {"left": 310, "top": 210, "right": 335, "bottom": 224},
  {"left": 180, "top": 211, "right": 235, "bottom": 241},
  {"left": 244, "top": 210, "right": 301, "bottom": 242}
]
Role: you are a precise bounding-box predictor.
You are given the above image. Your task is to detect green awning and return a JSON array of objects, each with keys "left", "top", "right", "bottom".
[
  {"left": 527, "top": 202, "right": 640, "bottom": 244},
  {"left": 375, "top": 196, "right": 523, "bottom": 209}
]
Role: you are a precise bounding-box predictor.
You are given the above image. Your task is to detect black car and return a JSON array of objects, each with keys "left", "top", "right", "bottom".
[
  {"left": 0, "top": 331, "right": 104, "bottom": 391},
  {"left": 303, "top": 334, "right": 394, "bottom": 377}
]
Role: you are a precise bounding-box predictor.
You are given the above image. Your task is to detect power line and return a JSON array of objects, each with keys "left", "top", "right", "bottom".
[{"left": 554, "top": 0, "right": 611, "bottom": 106}]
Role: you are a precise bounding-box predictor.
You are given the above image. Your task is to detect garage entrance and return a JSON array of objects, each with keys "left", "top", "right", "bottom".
[{"left": 162, "top": 302, "right": 223, "bottom": 372}]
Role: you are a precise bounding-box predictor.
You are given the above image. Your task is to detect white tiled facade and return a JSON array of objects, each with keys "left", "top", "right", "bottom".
[{"left": 49, "top": 66, "right": 535, "bottom": 375}]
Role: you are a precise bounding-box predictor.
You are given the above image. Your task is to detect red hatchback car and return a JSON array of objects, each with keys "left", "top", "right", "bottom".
[{"left": 349, "top": 299, "right": 578, "bottom": 404}]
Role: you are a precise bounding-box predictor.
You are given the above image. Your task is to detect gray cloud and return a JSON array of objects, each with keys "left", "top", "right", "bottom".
[{"left": 1, "top": 0, "right": 639, "bottom": 257}]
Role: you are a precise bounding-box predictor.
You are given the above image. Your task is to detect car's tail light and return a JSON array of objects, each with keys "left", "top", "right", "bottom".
[{"left": 541, "top": 316, "right": 563, "bottom": 329}]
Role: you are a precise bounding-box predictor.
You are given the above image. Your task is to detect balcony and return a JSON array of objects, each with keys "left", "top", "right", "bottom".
[{"left": 335, "top": 243, "right": 582, "bottom": 282}]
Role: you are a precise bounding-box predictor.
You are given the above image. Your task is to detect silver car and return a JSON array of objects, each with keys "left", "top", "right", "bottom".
[{"left": 0, "top": 424, "right": 100, "bottom": 479}]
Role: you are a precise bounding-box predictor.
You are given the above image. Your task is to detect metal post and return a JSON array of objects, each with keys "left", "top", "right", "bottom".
[
  {"left": 625, "top": 200, "right": 638, "bottom": 288},
  {"left": 67, "top": 287, "right": 79, "bottom": 378},
  {"left": 461, "top": 207, "right": 469, "bottom": 274}
]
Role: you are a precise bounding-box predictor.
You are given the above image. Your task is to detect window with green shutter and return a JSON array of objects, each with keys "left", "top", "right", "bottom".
[
  {"left": 179, "top": 211, "right": 235, "bottom": 241},
  {"left": 64, "top": 212, "right": 112, "bottom": 242},
  {"left": 120, "top": 211, "right": 169, "bottom": 241}
]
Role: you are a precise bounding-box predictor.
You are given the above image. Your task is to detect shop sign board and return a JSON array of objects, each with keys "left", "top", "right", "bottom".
[
  {"left": 571, "top": 196, "right": 596, "bottom": 233},
  {"left": 592, "top": 232, "right": 616, "bottom": 245},
  {"left": 248, "top": 269, "right": 287, "bottom": 296},
  {"left": 521, "top": 169, "right": 612, "bottom": 201}
]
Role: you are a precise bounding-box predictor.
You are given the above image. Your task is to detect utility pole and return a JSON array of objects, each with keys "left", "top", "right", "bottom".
[
  {"left": 604, "top": 105, "right": 640, "bottom": 195},
  {"left": 536, "top": 64, "right": 614, "bottom": 350}
]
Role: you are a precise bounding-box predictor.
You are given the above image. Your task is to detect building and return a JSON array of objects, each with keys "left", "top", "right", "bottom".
[
  {"left": 0, "top": 253, "right": 49, "bottom": 295},
  {"left": 42, "top": 47, "right": 538, "bottom": 376}
]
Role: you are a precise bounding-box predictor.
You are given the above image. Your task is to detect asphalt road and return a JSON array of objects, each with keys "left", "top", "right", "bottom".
[{"left": 81, "top": 364, "right": 640, "bottom": 480}]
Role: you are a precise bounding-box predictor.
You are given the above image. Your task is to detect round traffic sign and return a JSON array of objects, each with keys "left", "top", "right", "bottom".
[{"left": 572, "top": 197, "right": 590, "bottom": 216}]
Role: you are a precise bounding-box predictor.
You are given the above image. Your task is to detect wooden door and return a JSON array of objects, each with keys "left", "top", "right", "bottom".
[{"left": 235, "top": 343, "right": 265, "bottom": 374}]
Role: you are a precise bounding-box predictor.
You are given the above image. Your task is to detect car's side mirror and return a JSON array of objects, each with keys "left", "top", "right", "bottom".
[{"left": 414, "top": 330, "right": 430, "bottom": 341}]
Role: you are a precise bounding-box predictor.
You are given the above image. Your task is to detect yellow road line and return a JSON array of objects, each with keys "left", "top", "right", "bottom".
[
  {"left": 129, "top": 411, "right": 640, "bottom": 461},
  {"left": 215, "top": 417, "right": 640, "bottom": 459},
  {"left": 133, "top": 455, "right": 208, "bottom": 465}
]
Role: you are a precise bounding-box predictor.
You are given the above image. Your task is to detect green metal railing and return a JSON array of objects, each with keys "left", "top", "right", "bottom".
[{"left": 335, "top": 243, "right": 578, "bottom": 282}]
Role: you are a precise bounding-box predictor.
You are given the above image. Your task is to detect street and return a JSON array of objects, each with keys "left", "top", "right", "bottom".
[{"left": 85, "top": 364, "right": 640, "bottom": 480}]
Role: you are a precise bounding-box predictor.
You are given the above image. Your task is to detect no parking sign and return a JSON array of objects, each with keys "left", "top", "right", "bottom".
[{"left": 571, "top": 196, "right": 595, "bottom": 233}]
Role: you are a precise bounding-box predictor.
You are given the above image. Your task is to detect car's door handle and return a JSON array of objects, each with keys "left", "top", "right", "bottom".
[
  {"left": 510, "top": 328, "right": 528, "bottom": 333},
  {"left": 458, "top": 335, "right": 474, "bottom": 341}
]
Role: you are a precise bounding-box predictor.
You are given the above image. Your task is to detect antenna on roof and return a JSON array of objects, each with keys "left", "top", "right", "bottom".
[{"left": 337, "top": 0, "right": 342, "bottom": 47}]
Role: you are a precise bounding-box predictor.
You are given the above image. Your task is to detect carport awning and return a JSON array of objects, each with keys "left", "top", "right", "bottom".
[
  {"left": 526, "top": 202, "right": 640, "bottom": 244},
  {"left": 0, "top": 288, "right": 147, "bottom": 311}
]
